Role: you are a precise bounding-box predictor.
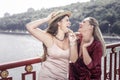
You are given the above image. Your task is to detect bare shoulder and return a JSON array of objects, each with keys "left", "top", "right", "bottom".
[{"left": 42, "top": 32, "right": 54, "bottom": 48}]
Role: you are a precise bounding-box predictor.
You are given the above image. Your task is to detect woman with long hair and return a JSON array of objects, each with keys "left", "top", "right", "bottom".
[
  {"left": 26, "top": 10, "right": 72, "bottom": 80},
  {"left": 69, "top": 17, "right": 106, "bottom": 80}
]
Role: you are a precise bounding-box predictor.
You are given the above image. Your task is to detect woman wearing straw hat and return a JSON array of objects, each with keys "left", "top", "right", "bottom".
[
  {"left": 68, "top": 17, "right": 106, "bottom": 80},
  {"left": 26, "top": 10, "right": 72, "bottom": 80}
]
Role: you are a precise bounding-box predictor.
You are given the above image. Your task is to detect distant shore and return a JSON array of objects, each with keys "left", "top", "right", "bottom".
[
  {"left": 0, "top": 31, "right": 29, "bottom": 35},
  {"left": 0, "top": 31, "right": 120, "bottom": 44}
]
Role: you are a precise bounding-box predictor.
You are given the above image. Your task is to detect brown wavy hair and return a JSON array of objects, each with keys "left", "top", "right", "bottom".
[{"left": 41, "top": 14, "right": 69, "bottom": 61}]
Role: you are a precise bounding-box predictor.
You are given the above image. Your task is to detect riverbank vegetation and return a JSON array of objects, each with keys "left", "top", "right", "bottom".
[{"left": 0, "top": 0, "right": 119, "bottom": 36}]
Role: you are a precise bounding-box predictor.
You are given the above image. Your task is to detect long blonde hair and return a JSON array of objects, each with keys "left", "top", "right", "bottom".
[{"left": 88, "top": 17, "right": 106, "bottom": 57}]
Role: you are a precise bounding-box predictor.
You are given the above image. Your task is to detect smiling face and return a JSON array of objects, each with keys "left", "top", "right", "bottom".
[
  {"left": 47, "top": 15, "right": 71, "bottom": 36},
  {"left": 78, "top": 17, "right": 93, "bottom": 35},
  {"left": 58, "top": 16, "right": 71, "bottom": 33}
]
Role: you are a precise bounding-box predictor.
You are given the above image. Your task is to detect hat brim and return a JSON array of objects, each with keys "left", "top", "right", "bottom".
[{"left": 48, "top": 11, "right": 71, "bottom": 25}]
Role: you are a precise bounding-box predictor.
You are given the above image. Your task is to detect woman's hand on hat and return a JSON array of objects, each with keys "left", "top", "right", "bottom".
[{"left": 46, "top": 11, "right": 56, "bottom": 21}]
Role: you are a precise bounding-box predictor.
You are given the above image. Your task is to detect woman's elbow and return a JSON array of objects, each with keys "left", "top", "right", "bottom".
[
  {"left": 25, "top": 23, "right": 34, "bottom": 32},
  {"left": 72, "top": 59, "right": 77, "bottom": 63},
  {"left": 25, "top": 23, "right": 30, "bottom": 30},
  {"left": 70, "top": 57, "right": 78, "bottom": 63}
]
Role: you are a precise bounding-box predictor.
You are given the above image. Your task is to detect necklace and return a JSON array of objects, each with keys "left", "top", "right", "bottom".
[{"left": 55, "top": 36, "right": 64, "bottom": 41}]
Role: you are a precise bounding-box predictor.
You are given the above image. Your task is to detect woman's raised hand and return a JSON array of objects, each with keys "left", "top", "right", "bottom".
[
  {"left": 46, "top": 11, "right": 56, "bottom": 21},
  {"left": 82, "top": 37, "right": 94, "bottom": 48},
  {"left": 68, "top": 30, "right": 77, "bottom": 46}
]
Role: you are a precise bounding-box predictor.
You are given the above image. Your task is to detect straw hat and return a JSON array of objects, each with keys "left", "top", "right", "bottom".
[{"left": 48, "top": 10, "right": 71, "bottom": 25}]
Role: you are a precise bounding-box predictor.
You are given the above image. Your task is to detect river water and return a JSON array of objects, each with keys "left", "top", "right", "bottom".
[{"left": 0, "top": 33, "right": 43, "bottom": 63}]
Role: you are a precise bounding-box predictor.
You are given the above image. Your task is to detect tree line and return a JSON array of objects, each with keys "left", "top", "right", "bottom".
[{"left": 0, "top": 0, "right": 119, "bottom": 35}]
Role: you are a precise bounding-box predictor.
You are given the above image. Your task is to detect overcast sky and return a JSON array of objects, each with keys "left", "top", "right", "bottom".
[{"left": 0, "top": 0, "right": 90, "bottom": 17}]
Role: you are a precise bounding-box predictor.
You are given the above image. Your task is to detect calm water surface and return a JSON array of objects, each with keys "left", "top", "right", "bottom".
[{"left": 0, "top": 33, "right": 43, "bottom": 63}]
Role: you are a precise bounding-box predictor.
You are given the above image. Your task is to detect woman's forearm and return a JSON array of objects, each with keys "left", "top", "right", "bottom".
[
  {"left": 82, "top": 47, "right": 92, "bottom": 65},
  {"left": 69, "top": 42, "right": 78, "bottom": 63},
  {"left": 26, "top": 18, "right": 49, "bottom": 30}
]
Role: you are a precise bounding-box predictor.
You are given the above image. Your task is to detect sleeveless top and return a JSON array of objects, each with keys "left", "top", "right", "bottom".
[{"left": 38, "top": 42, "right": 70, "bottom": 80}]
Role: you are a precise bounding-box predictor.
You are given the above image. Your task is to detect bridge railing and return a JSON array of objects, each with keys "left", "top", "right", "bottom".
[
  {"left": 0, "top": 42, "right": 120, "bottom": 80},
  {"left": 103, "top": 42, "right": 120, "bottom": 80},
  {"left": 0, "top": 57, "right": 41, "bottom": 80}
]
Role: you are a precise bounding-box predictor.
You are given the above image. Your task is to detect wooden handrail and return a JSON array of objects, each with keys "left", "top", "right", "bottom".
[
  {"left": 0, "top": 57, "right": 42, "bottom": 70},
  {"left": 106, "top": 42, "right": 120, "bottom": 48}
]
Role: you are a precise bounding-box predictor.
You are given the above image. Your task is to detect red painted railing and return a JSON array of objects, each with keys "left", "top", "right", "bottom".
[
  {"left": 0, "top": 42, "right": 120, "bottom": 80},
  {"left": 103, "top": 42, "right": 120, "bottom": 80},
  {"left": 0, "top": 57, "right": 42, "bottom": 80}
]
